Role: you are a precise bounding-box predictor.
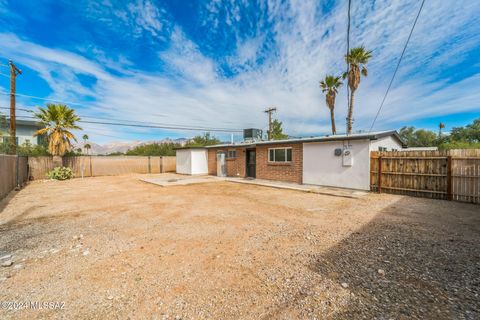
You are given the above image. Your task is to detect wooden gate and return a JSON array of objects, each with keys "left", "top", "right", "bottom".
[{"left": 370, "top": 150, "right": 480, "bottom": 204}]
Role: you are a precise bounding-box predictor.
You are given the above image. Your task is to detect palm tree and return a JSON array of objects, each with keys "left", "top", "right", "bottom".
[
  {"left": 438, "top": 122, "right": 445, "bottom": 138},
  {"left": 82, "top": 134, "right": 89, "bottom": 154},
  {"left": 84, "top": 143, "right": 91, "bottom": 155},
  {"left": 33, "top": 104, "right": 81, "bottom": 157},
  {"left": 320, "top": 75, "right": 343, "bottom": 135},
  {"left": 343, "top": 46, "right": 372, "bottom": 134}
]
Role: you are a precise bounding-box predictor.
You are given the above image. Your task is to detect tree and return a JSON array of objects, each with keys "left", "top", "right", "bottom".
[
  {"left": 16, "top": 141, "right": 50, "bottom": 156},
  {"left": 0, "top": 113, "right": 6, "bottom": 136},
  {"left": 84, "top": 143, "right": 91, "bottom": 155},
  {"left": 320, "top": 75, "right": 343, "bottom": 135},
  {"left": 185, "top": 133, "right": 221, "bottom": 147},
  {"left": 271, "top": 119, "right": 288, "bottom": 140},
  {"left": 33, "top": 104, "right": 82, "bottom": 156},
  {"left": 343, "top": 46, "right": 372, "bottom": 134},
  {"left": 126, "top": 142, "right": 180, "bottom": 156},
  {"left": 82, "top": 134, "right": 90, "bottom": 154},
  {"left": 449, "top": 119, "right": 480, "bottom": 143},
  {"left": 438, "top": 122, "right": 445, "bottom": 138},
  {"left": 0, "top": 113, "right": 7, "bottom": 153},
  {"left": 399, "top": 126, "right": 438, "bottom": 147}
]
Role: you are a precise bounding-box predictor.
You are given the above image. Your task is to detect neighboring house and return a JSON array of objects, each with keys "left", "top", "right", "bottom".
[
  {"left": 1, "top": 119, "right": 45, "bottom": 146},
  {"left": 176, "top": 130, "right": 405, "bottom": 190}
]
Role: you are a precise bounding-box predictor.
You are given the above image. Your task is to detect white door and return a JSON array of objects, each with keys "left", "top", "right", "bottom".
[{"left": 216, "top": 152, "right": 226, "bottom": 177}]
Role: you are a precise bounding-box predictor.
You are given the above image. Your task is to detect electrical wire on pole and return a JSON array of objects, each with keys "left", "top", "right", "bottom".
[
  {"left": 0, "top": 106, "right": 244, "bottom": 132},
  {"left": 10, "top": 114, "right": 243, "bottom": 133},
  {"left": 0, "top": 91, "right": 251, "bottom": 132},
  {"left": 369, "top": 0, "right": 426, "bottom": 132},
  {"left": 264, "top": 107, "right": 277, "bottom": 140}
]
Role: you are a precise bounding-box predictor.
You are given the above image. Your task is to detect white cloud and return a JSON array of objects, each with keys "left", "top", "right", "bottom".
[
  {"left": 85, "top": 0, "right": 169, "bottom": 40},
  {"left": 127, "top": 0, "right": 165, "bottom": 37},
  {"left": 1, "top": 0, "right": 479, "bottom": 143}
]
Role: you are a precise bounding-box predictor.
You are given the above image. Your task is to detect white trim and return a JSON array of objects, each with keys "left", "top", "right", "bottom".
[{"left": 268, "top": 147, "right": 292, "bottom": 163}]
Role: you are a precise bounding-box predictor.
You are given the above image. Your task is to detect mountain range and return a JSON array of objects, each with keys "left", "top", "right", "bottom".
[{"left": 74, "top": 138, "right": 188, "bottom": 155}]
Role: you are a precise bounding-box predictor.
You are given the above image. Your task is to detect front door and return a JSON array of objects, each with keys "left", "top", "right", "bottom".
[{"left": 246, "top": 149, "right": 256, "bottom": 178}]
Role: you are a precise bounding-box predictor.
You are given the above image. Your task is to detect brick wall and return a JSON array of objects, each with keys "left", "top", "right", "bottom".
[
  {"left": 207, "top": 143, "right": 303, "bottom": 184},
  {"left": 208, "top": 147, "right": 246, "bottom": 177},
  {"left": 226, "top": 147, "right": 246, "bottom": 177},
  {"left": 256, "top": 143, "right": 303, "bottom": 184}
]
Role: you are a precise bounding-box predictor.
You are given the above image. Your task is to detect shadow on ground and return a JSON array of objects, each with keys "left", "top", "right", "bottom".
[{"left": 311, "top": 197, "right": 479, "bottom": 319}]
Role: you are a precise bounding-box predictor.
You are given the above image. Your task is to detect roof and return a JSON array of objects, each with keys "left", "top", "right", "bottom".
[
  {"left": 205, "top": 130, "right": 406, "bottom": 148},
  {"left": 7, "top": 119, "right": 44, "bottom": 127},
  {"left": 174, "top": 146, "right": 210, "bottom": 150}
]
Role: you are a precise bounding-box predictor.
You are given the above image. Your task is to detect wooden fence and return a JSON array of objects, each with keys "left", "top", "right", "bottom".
[
  {"left": 0, "top": 155, "right": 29, "bottom": 200},
  {"left": 371, "top": 149, "right": 480, "bottom": 204},
  {"left": 29, "top": 156, "right": 176, "bottom": 180}
]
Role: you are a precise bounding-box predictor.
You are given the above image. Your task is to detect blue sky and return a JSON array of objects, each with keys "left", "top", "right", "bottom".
[{"left": 0, "top": 0, "right": 479, "bottom": 144}]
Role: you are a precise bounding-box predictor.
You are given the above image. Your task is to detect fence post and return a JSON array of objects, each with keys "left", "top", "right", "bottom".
[
  {"left": 15, "top": 155, "right": 20, "bottom": 190},
  {"left": 160, "top": 156, "right": 164, "bottom": 173},
  {"left": 89, "top": 155, "right": 93, "bottom": 177},
  {"left": 148, "top": 156, "right": 151, "bottom": 174},
  {"left": 447, "top": 156, "right": 453, "bottom": 201},
  {"left": 377, "top": 156, "right": 382, "bottom": 193}
]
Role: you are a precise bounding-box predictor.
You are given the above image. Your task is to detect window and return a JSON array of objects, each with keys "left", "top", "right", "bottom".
[
  {"left": 378, "top": 147, "right": 387, "bottom": 152},
  {"left": 268, "top": 147, "right": 292, "bottom": 163},
  {"left": 227, "top": 150, "right": 236, "bottom": 159}
]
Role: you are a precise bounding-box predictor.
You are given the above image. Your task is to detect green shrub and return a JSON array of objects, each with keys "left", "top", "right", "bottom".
[{"left": 47, "top": 167, "right": 74, "bottom": 180}]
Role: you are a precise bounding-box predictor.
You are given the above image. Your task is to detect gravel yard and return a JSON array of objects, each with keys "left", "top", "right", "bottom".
[{"left": 0, "top": 175, "right": 478, "bottom": 319}]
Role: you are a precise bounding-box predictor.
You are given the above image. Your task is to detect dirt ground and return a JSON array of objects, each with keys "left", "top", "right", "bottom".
[{"left": 0, "top": 175, "right": 478, "bottom": 319}]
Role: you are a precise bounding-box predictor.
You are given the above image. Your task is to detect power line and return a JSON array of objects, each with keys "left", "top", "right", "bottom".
[
  {"left": 0, "top": 73, "right": 9, "bottom": 78},
  {"left": 0, "top": 90, "right": 93, "bottom": 108},
  {"left": 11, "top": 114, "right": 242, "bottom": 133},
  {"left": 369, "top": 0, "right": 426, "bottom": 132},
  {"left": 78, "top": 120, "right": 242, "bottom": 132},
  {"left": 0, "top": 91, "right": 250, "bottom": 130},
  {"left": 0, "top": 106, "right": 243, "bottom": 132}
]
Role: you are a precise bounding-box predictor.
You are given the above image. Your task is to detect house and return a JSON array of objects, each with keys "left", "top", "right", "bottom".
[
  {"left": 1, "top": 119, "right": 45, "bottom": 146},
  {"left": 175, "top": 130, "right": 405, "bottom": 190}
]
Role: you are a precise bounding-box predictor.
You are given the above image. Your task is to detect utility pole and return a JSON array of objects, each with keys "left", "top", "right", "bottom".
[
  {"left": 9, "top": 60, "right": 22, "bottom": 155},
  {"left": 264, "top": 107, "right": 277, "bottom": 140}
]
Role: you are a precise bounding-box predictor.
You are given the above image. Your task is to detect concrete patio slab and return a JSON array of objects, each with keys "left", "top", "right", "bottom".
[
  {"left": 140, "top": 174, "right": 223, "bottom": 187},
  {"left": 224, "top": 177, "right": 368, "bottom": 199},
  {"left": 140, "top": 174, "right": 367, "bottom": 198}
]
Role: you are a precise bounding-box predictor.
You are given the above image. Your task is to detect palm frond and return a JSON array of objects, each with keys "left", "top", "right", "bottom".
[
  {"left": 361, "top": 67, "right": 368, "bottom": 77},
  {"left": 33, "top": 103, "right": 82, "bottom": 156}
]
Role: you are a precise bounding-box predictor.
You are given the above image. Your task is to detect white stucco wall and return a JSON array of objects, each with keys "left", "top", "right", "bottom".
[
  {"left": 176, "top": 149, "right": 192, "bottom": 174},
  {"left": 303, "top": 139, "right": 371, "bottom": 190},
  {"left": 175, "top": 149, "right": 208, "bottom": 175},
  {"left": 190, "top": 149, "right": 208, "bottom": 175},
  {"left": 369, "top": 136, "right": 403, "bottom": 152}
]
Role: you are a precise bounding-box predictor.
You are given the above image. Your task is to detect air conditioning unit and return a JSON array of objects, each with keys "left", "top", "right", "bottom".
[{"left": 243, "top": 128, "right": 262, "bottom": 142}]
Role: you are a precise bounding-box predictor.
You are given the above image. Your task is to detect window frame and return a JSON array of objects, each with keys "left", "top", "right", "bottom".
[
  {"left": 268, "top": 147, "right": 292, "bottom": 163},
  {"left": 226, "top": 149, "right": 237, "bottom": 159}
]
